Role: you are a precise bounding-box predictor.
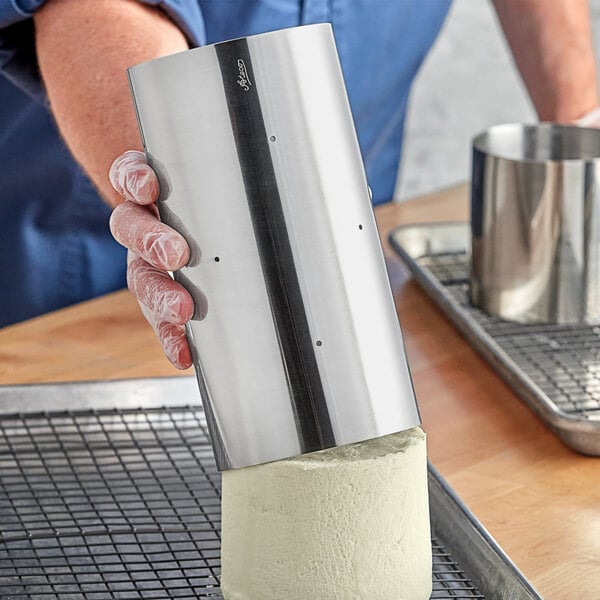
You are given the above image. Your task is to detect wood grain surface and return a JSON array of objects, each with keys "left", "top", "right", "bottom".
[{"left": 1, "top": 183, "right": 598, "bottom": 598}]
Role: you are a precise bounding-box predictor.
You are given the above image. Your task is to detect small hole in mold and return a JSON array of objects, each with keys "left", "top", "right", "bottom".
[
  {"left": 358, "top": 224, "right": 363, "bottom": 230},
  {"left": 269, "top": 135, "right": 276, "bottom": 142},
  {"left": 316, "top": 340, "right": 322, "bottom": 347},
  {"left": 214, "top": 256, "right": 220, "bottom": 262}
]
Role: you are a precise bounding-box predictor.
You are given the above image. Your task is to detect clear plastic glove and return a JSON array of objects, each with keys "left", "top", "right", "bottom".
[
  {"left": 109, "top": 150, "right": 195, "bottom": 369},
  {"left": 575, "top": 106, "right": 600, "bottom": 127}
]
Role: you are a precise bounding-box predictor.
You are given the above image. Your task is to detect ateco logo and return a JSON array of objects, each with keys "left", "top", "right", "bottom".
[{"left": 237, "top": 59, "right": 252, "bottom": 91}]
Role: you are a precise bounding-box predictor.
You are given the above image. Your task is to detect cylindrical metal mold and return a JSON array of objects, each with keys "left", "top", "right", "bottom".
[
  {"left": 128, "top": 24, "right": 420, "bottom": 470},
  {"left": 471, "top": 123, "right": 600, "bottom": 324}
]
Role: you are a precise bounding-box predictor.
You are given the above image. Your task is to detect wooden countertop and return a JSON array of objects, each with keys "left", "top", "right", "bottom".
[{"left": 1, "top": 184, "right": 598, "bottom": 598}]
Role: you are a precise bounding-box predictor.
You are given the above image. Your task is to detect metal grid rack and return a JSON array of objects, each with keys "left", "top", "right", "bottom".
[
  {"left": 420, "top": 252, "right": 600, "bottom": 419},
  {"left": 390, "top": 222, "right": 600, "bottom": 455},
  {"left": 0, "top": 405, "right": 486, "bottom": 599}
]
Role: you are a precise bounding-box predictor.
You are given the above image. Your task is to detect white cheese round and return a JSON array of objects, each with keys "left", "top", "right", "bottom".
[{"left": 221, "top": 427, "right": 432, "bottom": 600}]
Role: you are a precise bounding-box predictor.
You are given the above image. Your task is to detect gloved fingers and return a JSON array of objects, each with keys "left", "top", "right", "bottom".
[
  {"left": 109, "top": 150, "right": 159, "bottom": 205},
  {"left": 139, "top": 302, "right": 193, "bottom": 370},
  {"left": 110, "top": 149, "right": 193, "bottom": 371},
  {"left": 127, "top": 254, "right": 194, "bottom": 326},
  {"left": 110, "top": 202, "right": 189, "bottom": 271}
]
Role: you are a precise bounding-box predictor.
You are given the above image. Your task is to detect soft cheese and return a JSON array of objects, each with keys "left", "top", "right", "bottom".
[{"left": 221, "top": 427, "right": 431, "bottom": 600}]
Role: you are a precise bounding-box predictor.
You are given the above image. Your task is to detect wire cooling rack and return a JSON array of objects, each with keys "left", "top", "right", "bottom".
[
  {"left": 0, "top": 404, "right": 488, "bottom": 599},
  {"left": 390, "top": 222, "right": 600, "bottom": 456},
  {"left": 421, "top": 252, "right": 600, "bottom": 418}
]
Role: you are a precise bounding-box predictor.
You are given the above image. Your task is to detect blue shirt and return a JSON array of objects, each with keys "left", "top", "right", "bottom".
[{"left": 0, "top": 0, "right": 451, "bottom": 327}]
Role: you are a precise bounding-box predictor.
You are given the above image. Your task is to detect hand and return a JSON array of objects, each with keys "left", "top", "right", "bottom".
[{"left": 109, "top": 150, "right": 195, "bottom": 369}]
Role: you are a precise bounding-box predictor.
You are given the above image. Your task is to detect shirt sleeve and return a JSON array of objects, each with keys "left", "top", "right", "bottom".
[{"left": 0, "top": 0, "right": 205, "bottom": 102}]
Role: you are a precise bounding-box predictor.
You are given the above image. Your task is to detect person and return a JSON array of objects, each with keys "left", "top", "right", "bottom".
[{"left": 1, "top": 0, "right": 599, "bottom": 368}]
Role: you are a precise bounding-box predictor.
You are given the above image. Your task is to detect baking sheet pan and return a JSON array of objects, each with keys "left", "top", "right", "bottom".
[
  {"left": 0, "top": 377, "right": 540, "bottom": 598},
  {"left": 389, "top": 222, "right": 600, "bottom": 456}
]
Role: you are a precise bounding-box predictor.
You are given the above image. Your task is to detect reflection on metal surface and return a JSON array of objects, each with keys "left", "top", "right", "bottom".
[
  {"left": 128, "top": 25, "right": 420, "bottom": 470},
  {"left": 390, "top": 222, "right": 600, "bottom": 455},
  {"left": 471, "top": 123, "right": 600, "bottom": 324}
]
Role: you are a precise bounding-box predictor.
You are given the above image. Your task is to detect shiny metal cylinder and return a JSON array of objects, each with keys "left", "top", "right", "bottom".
[
  {"left": 471, "top": 123, "right": 600, "bottom": 324},
  {"left": 128, "top": 24, "right": 420, "bottom": 470}
]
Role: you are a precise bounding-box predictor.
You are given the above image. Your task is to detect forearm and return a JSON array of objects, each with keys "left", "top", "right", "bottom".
[
  {"left": 34, "top": 0, "right": 188, "bottom": 207},
  {"left": 492, "top": 0, "right": 599, "bottom": 122}
]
